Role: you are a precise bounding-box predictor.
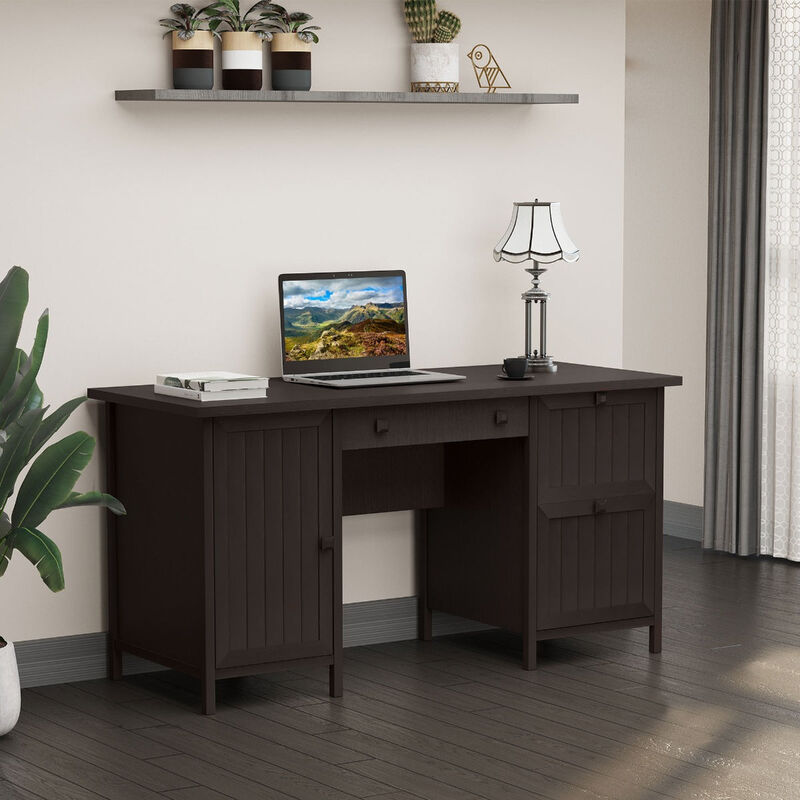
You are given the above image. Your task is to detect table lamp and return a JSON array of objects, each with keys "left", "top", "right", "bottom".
[{"left": 493, "top": 200, "right": 580, "bottom": 373}]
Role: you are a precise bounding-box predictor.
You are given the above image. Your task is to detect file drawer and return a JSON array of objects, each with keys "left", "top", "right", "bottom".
[{"left": 336, "top": 398, "right": 528, "bottom": 450}]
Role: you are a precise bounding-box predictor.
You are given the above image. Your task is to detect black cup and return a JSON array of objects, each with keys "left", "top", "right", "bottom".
[{"left": 502, "top": 357, "right": 528, "bottom": 379}]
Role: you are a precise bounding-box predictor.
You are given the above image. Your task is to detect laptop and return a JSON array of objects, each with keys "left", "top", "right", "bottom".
[{"left": 279, "top": 270, "right": 466, "bottom": 389}]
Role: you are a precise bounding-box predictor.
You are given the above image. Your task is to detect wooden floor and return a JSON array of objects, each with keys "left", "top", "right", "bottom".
[{"left": 3, "top": 536, "right": 800, "bottom": 800}]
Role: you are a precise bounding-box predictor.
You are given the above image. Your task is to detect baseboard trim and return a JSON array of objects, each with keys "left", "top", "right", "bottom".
[
  {"left": 15, "top": 599, "right": 492, "bottom": 688},
  {"left": 664, "top": 500, "right": 703, "bottom": 541}
]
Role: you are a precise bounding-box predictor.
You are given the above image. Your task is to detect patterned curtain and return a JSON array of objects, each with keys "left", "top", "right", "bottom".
[{"left": 761, "top": 0, "right": 800, "bottom": 560}]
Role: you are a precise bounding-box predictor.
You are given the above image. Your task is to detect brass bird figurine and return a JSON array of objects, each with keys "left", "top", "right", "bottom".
[{"left": 467, "top": 44, "right": 511, "bottom": 94}]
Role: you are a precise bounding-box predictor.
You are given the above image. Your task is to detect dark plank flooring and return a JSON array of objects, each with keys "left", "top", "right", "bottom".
[{"left": 3, "top": 536, "right": 800, "bottom": 800}]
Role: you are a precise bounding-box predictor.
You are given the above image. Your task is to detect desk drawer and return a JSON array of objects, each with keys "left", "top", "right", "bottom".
[{"left": 336, "top": 398, "right": 528, "bottom": 450}]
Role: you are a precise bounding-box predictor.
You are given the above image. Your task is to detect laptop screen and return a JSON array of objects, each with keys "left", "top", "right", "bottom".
[{"left": 279, "top": 271, "right": 411, "bottom": 375}]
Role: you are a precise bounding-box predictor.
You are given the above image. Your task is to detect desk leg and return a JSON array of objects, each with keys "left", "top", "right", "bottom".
[
  {"left": 523, "top": 639, "right": 538, "bottom": 670},
  {"left": 331, "top": 426, "right": 343, "bottom": 698},
  {"left": 416, "top": 510, "right": 432, "bottom": 641},
  {"left": 329, "top": 662, "right": 343, "bottom": 697},
  {"left": 650, "top": 388, "right": 664, "bottom": 657},
  {"left": 104, "top": 403, "right": 123, "bottom": 681},
  {"left": 202, "top": 673, "right": 216, "bottom": 716},
  {"left": 649, "top": 621, "right": 662, "bottom": 653},
  {"left": 110, "top": 642, "right": 123, "bottom": 681}
]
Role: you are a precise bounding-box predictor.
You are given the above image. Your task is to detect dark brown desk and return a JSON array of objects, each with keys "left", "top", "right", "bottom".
[{"left": 89, "top": 363, "right": 681, "bottom": 714}]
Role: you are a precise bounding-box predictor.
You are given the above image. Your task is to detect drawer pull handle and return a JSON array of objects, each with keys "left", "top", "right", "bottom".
[
  {"left": 495, "top": 410, "right": 508, "bottom": 425},
  {"left": 375, "top": 418, "right": 390, "bottom": 434},
  {"left": 319, "top": 536, "right": 336, "bottom": 551},
  {"left": 594, "top": 498, "right": 608, "bottom": 515},
  {"left": 595, "top": 392, "right": 607, "bottom": 406}
]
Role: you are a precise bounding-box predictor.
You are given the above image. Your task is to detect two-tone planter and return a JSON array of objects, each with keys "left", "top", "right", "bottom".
[
  {"left": 221, "top": 31, "right": 263, "bottom": 90},
  {"left": 172, "top": 31, "right": 214, "bottom": 90},
  {"left": 270, "top": 33, "right": 312, "bottom": 91},
  {"left": 410, "top": 43, "right": 459, "bottom": 92}
]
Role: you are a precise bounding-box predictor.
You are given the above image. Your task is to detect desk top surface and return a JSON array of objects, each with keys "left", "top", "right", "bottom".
[{"left": 88, "top": 363, "right": 682, "bottom": 418}]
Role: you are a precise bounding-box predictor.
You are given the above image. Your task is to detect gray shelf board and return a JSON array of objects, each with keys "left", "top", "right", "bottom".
[{"left": 114, "top": 89, "right": 579, "bottom": 105}]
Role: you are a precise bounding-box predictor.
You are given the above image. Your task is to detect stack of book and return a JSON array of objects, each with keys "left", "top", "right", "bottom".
[{"left": 154, "top": 372, "right": 269, "bottom": 402}]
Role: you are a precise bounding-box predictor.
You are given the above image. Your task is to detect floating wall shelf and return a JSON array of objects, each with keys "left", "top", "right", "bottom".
[{"left": 114, "top": 89, "right": 579, "bottom": 105}]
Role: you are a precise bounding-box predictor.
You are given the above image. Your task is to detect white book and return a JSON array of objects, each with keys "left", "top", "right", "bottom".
[
  {"left": 156, "top": 371, "right": 269, "bottom": 392},
  {"left": 154, "top": 384, "right": 267, "bottom": 402}
]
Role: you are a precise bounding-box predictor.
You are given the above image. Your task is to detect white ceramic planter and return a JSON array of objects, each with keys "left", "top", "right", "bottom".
[
  {"left": 0, "top": 641, "right": 20, "bottom": 736},
  {"left": 410, "top": 43, "right": 459, "bottom": 92}
]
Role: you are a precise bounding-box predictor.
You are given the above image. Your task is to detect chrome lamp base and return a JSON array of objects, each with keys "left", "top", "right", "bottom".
[
  {"left": 527, "top": 354, "right": 557, "bottom": 373},
  {"left": 522, "top": 263, "right": 557, "bottom": 374}
]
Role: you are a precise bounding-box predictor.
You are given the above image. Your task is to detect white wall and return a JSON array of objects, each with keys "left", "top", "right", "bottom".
[
  {"left": 624, "top": 0, "right": 711, "bottom": 507},
  {"left": 0, "top": 0, "right": 625, "bottom": 642}
]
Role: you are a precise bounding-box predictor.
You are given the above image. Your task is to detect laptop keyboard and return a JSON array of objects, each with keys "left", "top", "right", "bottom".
[{"left": 312, "top": 371, "right": 424, "bottom": 381}]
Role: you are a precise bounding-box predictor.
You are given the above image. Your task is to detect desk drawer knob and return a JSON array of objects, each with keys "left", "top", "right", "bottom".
[
  {"left": 495, "top": 410, "right": 508, "bottom": 425},
  {"left": 375, "top": 418, "right": 390, "bottom": 434},
  {"left": 319, "top": 536, "right": 336, "bottom": 551},
  {"left": 594, "top": 498, "right": 608, "bottom": 515}
]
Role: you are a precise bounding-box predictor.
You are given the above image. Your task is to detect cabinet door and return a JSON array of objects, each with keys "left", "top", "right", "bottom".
[
  {"left": 536, "top": 390, "right": 658, "bottom": 631},
  {"left": 214, "top": 412, "right": 332, "bottom": 669}
]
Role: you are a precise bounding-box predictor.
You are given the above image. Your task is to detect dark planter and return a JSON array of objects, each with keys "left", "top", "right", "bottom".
[
  {"left": 172, "top": 31, "right": 214, "bottom": 90},
  {"left": 270, "top": 33, "right": 312, "bottom": 91}
]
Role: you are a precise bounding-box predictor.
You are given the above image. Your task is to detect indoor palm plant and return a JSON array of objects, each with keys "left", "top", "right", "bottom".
[
  {"left": 0, "top": 266, "right": 125, "bottom": 737},
  {"left": 203, "top": 0, "right": 276, "bottom": 89},
  {"left": 257, "top": 4, "right": 321, "bottom": 91},
  {"left": 160, "top": 3, "right": 219, "bottom": 90}
]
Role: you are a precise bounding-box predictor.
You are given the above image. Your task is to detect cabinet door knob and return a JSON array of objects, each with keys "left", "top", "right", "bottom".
[
  {"left": 495, "top": 410, "right": 508, "bottom": 425},
  {"left": 375, "top": 418, "right": 390, "bottom": 434},
  {"left": 594, "top": 498, "right": 608, "bottom": 515},
  {"left": 319, "top": 536, "right": 336, "bottom": 551}
]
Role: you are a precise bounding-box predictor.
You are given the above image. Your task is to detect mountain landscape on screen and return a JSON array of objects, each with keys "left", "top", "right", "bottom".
[{"left": 282, "top": 276, "right": 408, "bottom": 361}]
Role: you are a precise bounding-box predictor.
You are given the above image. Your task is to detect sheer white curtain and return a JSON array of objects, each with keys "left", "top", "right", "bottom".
[{"left": 761, "top": 0, "right": 800, "bottom": 559}]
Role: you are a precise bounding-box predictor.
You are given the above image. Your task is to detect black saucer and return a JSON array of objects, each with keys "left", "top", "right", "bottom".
[{"left": 497, "top": 374, "right": 534, "bottom": 381}]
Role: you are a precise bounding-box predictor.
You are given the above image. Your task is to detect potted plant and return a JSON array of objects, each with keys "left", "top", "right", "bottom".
[
  {"left": 404, "top": 0, "right": 461, "bottom": 92},
  {"left": 0, "top": 266, "right": 126, "bottom": 737},
  {"left": 257, "top": 4, "right": 321, "bottom": 92},
  {"left": 204, "top": 0, "right": 276, "bottom": 90},
  {"left": 160, "top": 4, "right": 219, "bottom": 90}
]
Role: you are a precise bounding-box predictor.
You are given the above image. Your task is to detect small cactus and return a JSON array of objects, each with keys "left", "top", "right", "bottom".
[
  {"left": 432, "top": 10, "right": 461, "bottom": 43},
  {"left": 404, "top": 0, "right": 437, "bottom": 43}
]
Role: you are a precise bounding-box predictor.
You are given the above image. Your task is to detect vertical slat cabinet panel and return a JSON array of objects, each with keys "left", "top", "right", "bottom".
[
  {"left": 537, "top": 390, "right": 658, "bottom": 631},
  {"left": 214, "top": 412, "right": 333, "bottom": 669}
]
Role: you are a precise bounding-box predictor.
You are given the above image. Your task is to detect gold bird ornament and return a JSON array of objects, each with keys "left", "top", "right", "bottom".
[{"left": 467, "top": 44, "right": 511, "bottom": 93}]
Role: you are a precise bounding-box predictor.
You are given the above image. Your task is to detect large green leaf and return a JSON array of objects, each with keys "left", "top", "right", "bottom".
[
  {"left": 0, "top": 535, "right": 11, "bottom": 577},
  {"left": 56, "top": 491, "right": 126, "bottom": 516},
  {"left": 30, "top": 396, "right": 85, "bottom": 457},
  {"left": 13, "top": 526, "right": 64, "bottom": 591},
  {"left": 0, "top": 349, "right": 24, "bottom": 399},
  {"left": 0, "top": 310, "right": 49, "bottom": 429},
  {"left": 0, "top": 267, "right": 28, "bottom": 384},
  {"left": 12, "top": 431, "right": 95, "bottom": 530},
  {"left": 0, "top": 513, "right": 12, "bottom": 576},
  {"left": 24, "top": 380, "right": 43, "bottom": 414},
  {"left": 0, "top": 408, "right": 46, "bottom": 508}
]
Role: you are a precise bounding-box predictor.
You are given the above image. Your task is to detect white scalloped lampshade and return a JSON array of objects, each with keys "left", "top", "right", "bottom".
[{"left": 493, "top": 201, "right": 580, "bottom": 264}]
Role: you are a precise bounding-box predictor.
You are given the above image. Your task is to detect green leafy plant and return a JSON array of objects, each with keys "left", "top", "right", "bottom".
[
  {"left": 404, "top": 0, "right": 460, "bottom": 44},
  {"left": 256, "top": 4, "right": 321, "bottom": 44},
  {"left": 202, "top": 0, "right": 276, "bottom": 37},
  {"left": 0, "top": 267, "right": 125, "bottom": 593},
  {"left": 159, "top": 3, "right": 218, "bottom": 40}
]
